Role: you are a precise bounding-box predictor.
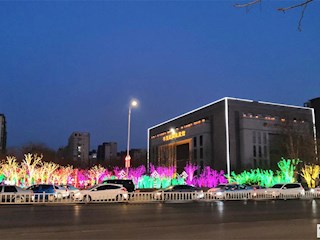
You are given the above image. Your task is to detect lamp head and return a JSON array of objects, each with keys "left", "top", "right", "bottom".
[{"left": 131, "top": 99, "right": 138, "bottom": 107}]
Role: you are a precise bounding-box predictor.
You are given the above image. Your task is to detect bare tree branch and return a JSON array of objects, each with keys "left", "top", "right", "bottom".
[
  {"left": 234, "top": 0, "right": 315, "bottom": 31},
  {"left": 298, "top": 3, "right": 309, "bottom": 32},
  {"left": 277, "top": 0, "right": 314, "bottom": 12},
  {"left": 234, "top": 0, "right": 261, "bottom": 8}
]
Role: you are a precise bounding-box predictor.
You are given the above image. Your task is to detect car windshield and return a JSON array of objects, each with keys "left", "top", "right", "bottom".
[
  {"left": 163, "top": 186, "right": 174, "bottom": 191},
  {"left": 68, "top": 186, "right": 78, "bottom": 190},
  {"left": 87, "top": 185, "right": 98, "bottom": 191},
  {"left": 271, "top": 184, "right": 283, "bottom": 189},
  {"left": 224, "top": 185, "right": 237, "bottom": 190}
]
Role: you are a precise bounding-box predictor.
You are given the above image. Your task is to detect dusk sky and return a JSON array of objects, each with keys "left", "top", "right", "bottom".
[{"left": 0, "top": 1, "right": 319, "bottom": 151}]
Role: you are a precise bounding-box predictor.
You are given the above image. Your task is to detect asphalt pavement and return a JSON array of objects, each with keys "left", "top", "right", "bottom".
[{"left": 0, "top": 199, "right": 319, "bottom": 239}]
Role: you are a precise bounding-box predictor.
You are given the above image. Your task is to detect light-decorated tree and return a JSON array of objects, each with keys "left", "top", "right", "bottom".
[
  {"left": 88, "top": 165, "right": 106, "bottom": 185},
  {"left": 22, "top": 153, "right": 43, "bottom": 186},
  {"left": 301, "top": 164, "right": 320, "bottom": 188},
  {"left": 1, "top": 156, "right": 21, "bottom": 185}
]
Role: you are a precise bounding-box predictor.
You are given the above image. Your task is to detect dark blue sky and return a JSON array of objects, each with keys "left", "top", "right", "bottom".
[{"left": 0, "top": 1, "right": 319, "bottom": 151}]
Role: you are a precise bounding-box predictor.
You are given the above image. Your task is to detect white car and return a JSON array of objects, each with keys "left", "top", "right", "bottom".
[
  {"left": 55, "top": 185, "right": 69, "bottom": 198},
  {"left": 0, "top": 185, "right": 33, "bottom": 203},
  {"left": 265, "top": 183, "right": 305, "bottom": 198},
  {"left": 60, "top": 185, "right": 79, "bottom": 199},
  {"left": 76, "top": 183, "right": 128, "bottom": 203}
]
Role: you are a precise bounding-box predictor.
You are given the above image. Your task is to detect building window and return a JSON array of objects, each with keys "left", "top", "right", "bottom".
[
  {"left": 253, "top": 146, "right": 256, "bottom": 157},
  {"left": 258, "top": 132, "right": 261, "bottom": 144},
  {"left": 199, "top": 135, "right": 203, "bottom": 146},
  {"left": 258, "top": 146, "right": 262, "bottom": 158},
  {"left": 193, "top": 137, "right": 197, "bottom": 148},
  {"left": 253, "top": 131, "right": 256, "bottom": 144},
  {"left": 264, "top": 146, "right": 267, "bottom": 157},
  {"left": 263, "top": 132, "right": 267, "bottom": 144},
  {"left": 193, "top": 149, "right": 197, "bottom": 160},
  {"left": 200, "top": 148, "right": 203, "bottom": 159}
]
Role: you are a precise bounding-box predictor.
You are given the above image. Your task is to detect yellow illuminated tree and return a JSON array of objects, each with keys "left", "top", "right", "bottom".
[
  {"left": 301, "top": 164, "right": 320, "bottom": 188},
  {"left": 88, "top": 165, "right": 106, "bottom": 185},
  {"left": 37, "top": 162, "right": 59, "bottom": 184},
  {"left": 52, "top": 165, "right": 74, "bottom": 185},
  {"left": 1, "top": 156, "right": 20, "bottom": 184},
  {"left": 22, "top": 153, "right": 43, "bottom": 186}
]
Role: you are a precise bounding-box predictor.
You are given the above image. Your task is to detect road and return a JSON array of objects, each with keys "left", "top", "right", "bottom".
[{"left": 0, "top": 199, "right": 319, "bottom": 239}]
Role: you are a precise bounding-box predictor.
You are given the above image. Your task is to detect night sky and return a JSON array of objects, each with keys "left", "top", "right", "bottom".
[{"left": 0, "top": 1, "right": 319, "bottom": 151}]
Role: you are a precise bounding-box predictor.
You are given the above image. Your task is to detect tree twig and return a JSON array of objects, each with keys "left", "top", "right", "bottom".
[
  {"left": 234, "top": 0, "right": 261, "bottom": 8},
  {"left": 298, "top": 3, "right": 309, "bottom": 32},
  {"left": 277, "top": 0, "right": 314, "bottom": 12}
]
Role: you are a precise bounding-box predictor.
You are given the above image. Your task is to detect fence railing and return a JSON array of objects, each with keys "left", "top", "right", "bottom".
[{"left": 1, "top": 191, "right": 320, "bottom": 205}]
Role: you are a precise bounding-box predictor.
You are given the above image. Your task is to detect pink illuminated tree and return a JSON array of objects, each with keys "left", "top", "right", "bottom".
[
  {"left": 128, "top": 165, "right": 146, "bottom": 185},
  {"left": 184, "top": 162, "right": 197, "bottom": 185}
]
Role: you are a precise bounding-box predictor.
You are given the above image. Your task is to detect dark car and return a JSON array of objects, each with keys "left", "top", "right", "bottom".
[
  {"left": 27, "top": 184, "right": 67, "bottom": 201},
  {"left": 162, "top": 185, "right": 199, "bottom": 192},
  {"left": 103, "top": 179, "right": 135, "bottom": 192}
]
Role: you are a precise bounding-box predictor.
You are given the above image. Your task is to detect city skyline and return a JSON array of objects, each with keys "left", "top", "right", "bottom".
[{"left": 0, "top": 1, "right": 319, "bottom": 151}]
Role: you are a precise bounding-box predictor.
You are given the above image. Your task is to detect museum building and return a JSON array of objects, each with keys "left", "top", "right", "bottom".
[{"left": 147, "top": 97, "right": 316, "bottom": 176}]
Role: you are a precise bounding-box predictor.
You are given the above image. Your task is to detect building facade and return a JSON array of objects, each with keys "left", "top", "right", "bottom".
[
  {"left": 0, "top": 114, "right": 6, "bottom": 155},
  {"left": 148, "top": 97, "right": 316, "bottom": 175},
  {"left": 304, "top": 97, "right": 320, "bottom": 138},
  {"left": 97, "top": 142, "right": 118, "bottom": 163},
  {"left": 68, "top": 132, "right": 90, "bottom": 166}
]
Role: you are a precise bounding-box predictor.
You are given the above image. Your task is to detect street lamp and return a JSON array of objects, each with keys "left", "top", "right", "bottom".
[{"left": 126, "top": 99, "right": 138, "bottom": 177}]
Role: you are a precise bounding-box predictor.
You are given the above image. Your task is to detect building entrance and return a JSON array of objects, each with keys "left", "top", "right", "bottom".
[{"left": 176, "top": 143, "right": 189, "bottom": 173}]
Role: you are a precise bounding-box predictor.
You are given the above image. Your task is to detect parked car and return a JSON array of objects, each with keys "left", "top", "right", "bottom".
[
  {"left": 60, "top": 185, "right": 79, "bottom": 199},
  {"left": 208, "top": 184, "right": 227, "bottom": 194},
  {"left": 265, "top": 183, "right": 305, "bottom": 198},
  {"left": 211, "top": 184, "right": 253, "bottom": 199},
  {"left": 309, "top": 186, "right": 320, "bottom": 194},
  {"left": 103, "top": 179, "right": 135, "bottom": 192},
  {"left": 154, "top": 185, "right": 204, "bottom": 200},
  {"left": 0, "top": 185, "right": 33, "bottom": 203},
  {"left": 250, "top": 185, "right": 266, "bottom": 197},
  {"left": 28, "top": 184, "right": 69, "bottom": 201},
  {"left": 76, "top": 183, "right": 128, "bottom": 203}
]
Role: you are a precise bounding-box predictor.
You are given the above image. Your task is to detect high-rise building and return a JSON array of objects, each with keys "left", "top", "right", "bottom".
[
  {"left": 0, "top": 114, "right": 7, "bottom": 155},
  {"left": 67, "top": 132, "right": 90, "bottom": 166},
  {"left": 97, "top": 142, "right": 118, "bottom": 162},
  {"left": 304, "top": 97, "right": 320, "bottom": 138}
]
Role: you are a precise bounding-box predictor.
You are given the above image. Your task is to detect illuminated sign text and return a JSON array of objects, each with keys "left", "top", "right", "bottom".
[{"left": 163, "top": 131, "right": 186, "bottom": 142}]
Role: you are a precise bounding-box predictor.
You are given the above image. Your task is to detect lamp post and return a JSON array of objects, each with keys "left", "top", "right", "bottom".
[{"left": 126, "top": 99, "right": 138, "bottom": 177}]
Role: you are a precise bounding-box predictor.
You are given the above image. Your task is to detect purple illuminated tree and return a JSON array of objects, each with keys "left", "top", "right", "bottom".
[{"left": 184, "top": 162, "right": 197, "bottom": 185}]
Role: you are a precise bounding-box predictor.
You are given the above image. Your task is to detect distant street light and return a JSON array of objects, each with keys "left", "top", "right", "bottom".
[{"left": 126, "top": 99, "right": 138, "bottom": 177}]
